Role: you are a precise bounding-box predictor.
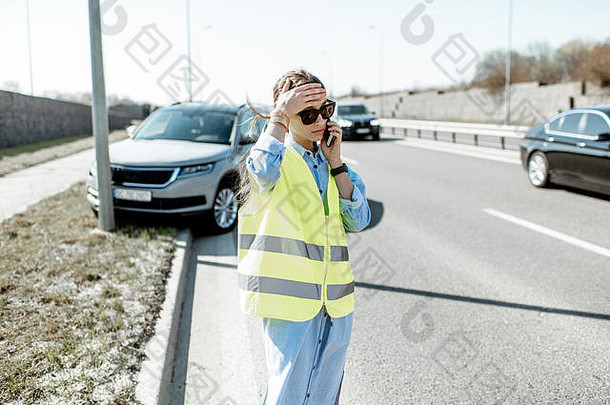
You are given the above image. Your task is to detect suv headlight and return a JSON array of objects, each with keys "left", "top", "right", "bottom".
[
  {"left": 370, "top": 119, "right": 380, "bottom": 126},
  {"left": 179, "top": 162, "right": 214, "bottom": 176},
  {"left": 338, "top": 119, "right": 353, "bottom": 128}
]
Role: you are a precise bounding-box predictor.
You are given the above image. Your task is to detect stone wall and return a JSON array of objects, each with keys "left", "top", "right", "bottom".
[
  {"left": 0, "top": 91, "right": 149, "bottom": 148},
  {"left": 339, "top": 81, "right": 610, "bottom": 127}
]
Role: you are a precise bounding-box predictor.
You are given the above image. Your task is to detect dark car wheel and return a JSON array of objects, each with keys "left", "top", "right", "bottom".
[
  {"left": 527, "top": 151, "right": 550, "bottom": 188},
  {"left": 207, "top": 180, "right": 238, "bottom": 233},
  {"left": 372, "top": 132, "right": 380, "bottom": 141}
]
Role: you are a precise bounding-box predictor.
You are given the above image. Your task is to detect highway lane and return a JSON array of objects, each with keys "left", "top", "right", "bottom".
[
  {"left": 173, "top": 135, "right": 609, "bottom": 404},
  {"left": 340, "top": 135, "right": 609, "bottom": 404}
]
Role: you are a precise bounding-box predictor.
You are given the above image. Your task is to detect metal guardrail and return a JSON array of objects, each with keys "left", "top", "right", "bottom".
[{"left": 379, "top": 118, "right": 532, "bottom": 150}]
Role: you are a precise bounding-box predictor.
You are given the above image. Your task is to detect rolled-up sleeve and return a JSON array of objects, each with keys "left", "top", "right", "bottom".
[
  {"left": 338, "top": 167, "right": 371, "bottom": 232},
  {"left": 246, "top": 134, "right": 286, "bottom": 193}
]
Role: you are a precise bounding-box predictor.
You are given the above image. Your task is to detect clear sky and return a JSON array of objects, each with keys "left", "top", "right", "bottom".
[{"left": 1, "top": 0, "right": 608, "bottom": 107}]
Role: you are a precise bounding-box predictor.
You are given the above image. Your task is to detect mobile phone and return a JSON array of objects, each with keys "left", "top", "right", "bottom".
[{"left": 323, "top": 122, "right": 335, "bottom": 147}]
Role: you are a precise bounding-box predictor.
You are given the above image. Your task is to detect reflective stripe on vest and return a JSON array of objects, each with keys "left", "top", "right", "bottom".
[
  {"left": 327, "top": 280, "right": 355, "bottom": 300},
  {"left": 239, "top": 273, "right": 354, "bottom": 301},
  {"left": 330, "top": 245, "right": 349, "bottom": 262},
  {"left": 241, "top": 233, "right": 349, "bottom": 262},
  {"left": 240, "top": 233, "right": 324, "bottom": 261},
  {"left": 239, "top": 273, "right": 321, "bottom": 299}
]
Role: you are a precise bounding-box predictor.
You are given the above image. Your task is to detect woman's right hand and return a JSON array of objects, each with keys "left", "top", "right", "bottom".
[{"left": 274, "top": 79, "right": 327, "bottom": 116}]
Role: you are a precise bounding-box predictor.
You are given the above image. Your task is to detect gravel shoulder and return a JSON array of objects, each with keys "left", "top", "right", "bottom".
[{"left": 0, "top": 180, "right": 178, "bottom": 404}]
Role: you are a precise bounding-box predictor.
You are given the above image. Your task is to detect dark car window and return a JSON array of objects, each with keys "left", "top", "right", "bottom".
[
  {"left": 338, "top": 105, "right": 368, "bottom": 115},
  {"left": 558, "top": 113, "right": 584, "bottom": 135},
  {"left": 134, "top": 109, "right": 235, "bottom": 144},
  {"left": 549, "top": 117, "right": 563, "bottom": 131},
  {"left": 583, "top": 113, "right": 610, "bottom": 136}
]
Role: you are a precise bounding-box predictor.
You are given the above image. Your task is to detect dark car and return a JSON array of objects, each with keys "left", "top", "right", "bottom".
[
  {"left": 336, "top": 103, "right": 380, "bottom": 141},
  {"left": 520, "top": 106, "right": 610, "bottom": 196}
]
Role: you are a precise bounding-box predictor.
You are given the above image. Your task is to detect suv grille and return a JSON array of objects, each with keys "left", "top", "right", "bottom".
[
  {"left": 111, "top": 166, "right": 177, "bottom": 186},
  {"left": 353, "top": 120, "right": 371, "bottom": 129}
]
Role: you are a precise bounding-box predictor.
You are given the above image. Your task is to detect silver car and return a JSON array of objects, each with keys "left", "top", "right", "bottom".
[{"left": 86, "top": 102, "right": 265, "bottom": 232}]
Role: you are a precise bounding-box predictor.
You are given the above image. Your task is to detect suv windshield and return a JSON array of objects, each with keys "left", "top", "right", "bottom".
[
  {"left": 338, "top": 105, "right": 368, "bottom": 115},
  {"left": 134, "top": 109, "right": 235, "bottom": 144}
]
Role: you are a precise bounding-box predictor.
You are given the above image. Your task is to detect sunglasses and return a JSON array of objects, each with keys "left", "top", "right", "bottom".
[{"left": 297, "top": 99, "right": 336, "bottom": 125}]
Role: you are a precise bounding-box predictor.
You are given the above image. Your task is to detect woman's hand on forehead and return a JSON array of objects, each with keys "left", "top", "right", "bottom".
[
  {"left": 297, "top": 84, "right": 326, "bottom": 109},
  {"left": 275, "top": 79, "right": 327, "bottom": 116},
  {"left": 296, "top": 83, "right": 326, "bottom": 99}
]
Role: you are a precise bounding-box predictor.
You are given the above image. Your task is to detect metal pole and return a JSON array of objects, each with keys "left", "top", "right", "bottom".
[
  {"left": 26, "top": 0, "right": 34, "bottom": 95},
  {"left": 186, "top": 0, "right": 192, "bottom": 102},
  {"left": 368, "top": 25, "right": 383, "bottom": 117},
  {"left": 88, "top": 0, "right": 115, "bottom": 232},
  {"left": 505, "top": 0, "right": 513, "bottom": 125},
  {"left": 379, "top": 26, "right": 383, "bottom": 118}
]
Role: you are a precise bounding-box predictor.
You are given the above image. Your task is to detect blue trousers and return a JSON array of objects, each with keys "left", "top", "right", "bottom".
[{"left": 262, "top": 306, "right": 354, "bottom": 405}]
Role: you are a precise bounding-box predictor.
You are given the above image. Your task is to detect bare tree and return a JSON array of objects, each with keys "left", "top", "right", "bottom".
[
  {"left": 470, "top": 49, "right": 532, "bottom": 94},
  {"left": 555, "top": 39, "right": 593, "bottom": 81},
  {"left": 578, "top": 42, "right": 610, "bottom": 87},
  {"left": 526, "top": 41, "right": 562, "bottom": 84},
  {"left": 469, "top": 38, "right": 606, "bottom": 92}
]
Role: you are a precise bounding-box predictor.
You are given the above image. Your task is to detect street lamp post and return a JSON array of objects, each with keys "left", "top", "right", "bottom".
[
  {"left": 369, "top": 25, "right": 383, "bottom": 117},
  {"left": 186, "top": 0, "right": 192, "bottom": 102},
  {"left": 505, "top": 0, "right": 513, "bottom": 125},
  {"left": 26, "top": 0, "right": 34, "bottom": 95}
]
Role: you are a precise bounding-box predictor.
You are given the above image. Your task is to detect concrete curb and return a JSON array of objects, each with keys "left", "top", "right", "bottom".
[{"left": 135, "top": 227, "right": 193, "bottom": 405}]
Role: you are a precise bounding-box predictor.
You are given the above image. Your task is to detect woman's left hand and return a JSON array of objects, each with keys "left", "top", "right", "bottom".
[{"left": 320, "top": 121, "right": 343, "bottom": 167}]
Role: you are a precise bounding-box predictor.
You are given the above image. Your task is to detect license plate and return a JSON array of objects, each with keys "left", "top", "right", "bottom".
[
  {"left": 356, "top": 128, "right": 370, "bottom": 134},
  {"left": 113, "top": 187, "right": 152, "bottom": 202}
]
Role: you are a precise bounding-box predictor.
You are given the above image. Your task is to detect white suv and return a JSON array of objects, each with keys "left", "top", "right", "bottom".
[{"left": 86, "top": 102, "right": 265, "bottom": 232}]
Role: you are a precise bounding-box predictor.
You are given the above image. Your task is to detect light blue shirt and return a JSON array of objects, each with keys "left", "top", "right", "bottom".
[{"left": 246, "top": 132, "right": 371, "bottom": 232}]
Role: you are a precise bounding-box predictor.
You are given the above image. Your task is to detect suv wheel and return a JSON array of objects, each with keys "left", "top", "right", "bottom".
[
  {"left": 528, "top": 151, "right": 550, "bottom": 188},
  {"left": 208, "top": 181, "right": 238, "bottom": 233}
]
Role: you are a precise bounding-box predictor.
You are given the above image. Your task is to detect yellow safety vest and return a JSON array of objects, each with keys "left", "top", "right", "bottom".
[{"left": 237, "top": 144, "right": 355, "bottom": 321}]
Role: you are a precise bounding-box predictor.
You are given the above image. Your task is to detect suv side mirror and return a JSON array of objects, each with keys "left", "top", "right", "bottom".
[
  {"left": 126, "top": 124, "right": 138, "bottom": 138},
  {"left": 239, "top": 135, "right": 257, "bottom": 145}
]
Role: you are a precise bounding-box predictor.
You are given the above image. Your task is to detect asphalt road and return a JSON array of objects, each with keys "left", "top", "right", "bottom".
[{"left": 172, "top": 135, "right": 610, "bottom": 405}]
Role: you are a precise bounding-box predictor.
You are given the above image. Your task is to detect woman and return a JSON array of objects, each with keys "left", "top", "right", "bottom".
[{"left": 236, "top": 68, "right": 371, "bottom": 405}]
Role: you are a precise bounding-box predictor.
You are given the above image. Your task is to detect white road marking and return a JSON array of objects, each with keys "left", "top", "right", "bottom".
[
  {"left": 483, "top": 208, "right": 610, "bottom": 259},
  {"left": 342, "top": 156, "right": 359, "bottom": 165},
  {"left": 395, "top": 138, "right": 521, "bottom": 165}
]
